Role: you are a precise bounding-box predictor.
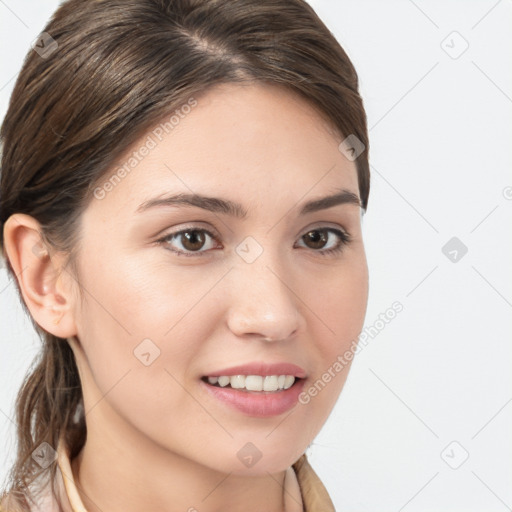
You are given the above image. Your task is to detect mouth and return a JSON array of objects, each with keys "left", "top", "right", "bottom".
[
  {"left": 199, "top": 362, "right": 307, "bottom": 417},
  {"left": 200, "top": 365, "right": 307, "bottom": 417},
  {"left": 201, "top": 374, "right": 302, "bottom": 393}
]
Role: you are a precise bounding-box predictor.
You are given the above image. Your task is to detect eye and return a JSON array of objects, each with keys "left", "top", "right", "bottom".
[
  {"left": 296, "top": 228, "right": 352, "bottom": 256},
  {"left": 157, "top": 228, "right": 220, "bottom": 257},
  {"left": 156, "top": 226, "right": 352, "bottom": 258}
]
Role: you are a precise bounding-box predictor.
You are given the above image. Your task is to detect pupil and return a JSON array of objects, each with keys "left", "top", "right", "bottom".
[
  {"left": 306, "top": 230, "right": 327, "bottom": 249},
  {"left": 183, "top": 231, "right": 205, "bottom": 251}
]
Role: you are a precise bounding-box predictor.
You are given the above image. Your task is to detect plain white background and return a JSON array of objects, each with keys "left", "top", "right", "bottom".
[{"left": 1, "top": 1, "right": 511, "bottom": 510}]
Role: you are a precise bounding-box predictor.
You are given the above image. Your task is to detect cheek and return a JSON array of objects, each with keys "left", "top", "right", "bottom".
[
  {"left": 74, "top": 285, "right": 210, "bottom": 450},
  {"left": 298, "top": 257, "right": 368, "bottom": 429},
  {"left": 73, "top": 250, "right": 224, "bottom": 403},
  {"left": 77, "top": 244, "right": 211, "bottom": 340},
  {"left": 309, "top": 255, "right": 369, "bottom": 353}
]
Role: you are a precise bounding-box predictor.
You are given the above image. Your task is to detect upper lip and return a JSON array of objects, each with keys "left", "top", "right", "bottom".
[{"left": 205, "top": 362, "right": 307, "bottom": 379}]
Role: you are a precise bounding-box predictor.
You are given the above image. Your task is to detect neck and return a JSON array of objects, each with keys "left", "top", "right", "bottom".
[{"left": 71, "top": 414, "right": 294, "bottom": 512}]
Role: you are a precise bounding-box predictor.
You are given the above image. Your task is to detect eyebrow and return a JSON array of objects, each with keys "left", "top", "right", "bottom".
[{"left": 136, "top": 188, "right": 361, "bottom": 218}]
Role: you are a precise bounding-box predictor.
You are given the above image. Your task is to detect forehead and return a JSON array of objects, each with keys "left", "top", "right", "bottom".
[{"left": 87, "top": 82, "right": 359, "bottom": 219}]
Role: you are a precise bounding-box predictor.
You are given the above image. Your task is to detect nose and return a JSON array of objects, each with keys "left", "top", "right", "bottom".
[{"left": 225, "top": 254, "right": 303, "bottom": 343}]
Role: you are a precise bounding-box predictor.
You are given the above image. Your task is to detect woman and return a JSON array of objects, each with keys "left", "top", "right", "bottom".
[{"left": 0, "top": 0, "right": 370, "bottom": 510}]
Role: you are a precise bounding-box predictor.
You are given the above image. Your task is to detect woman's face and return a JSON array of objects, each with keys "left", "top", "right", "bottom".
[{"left": 68, "top": 82, "right": 368, "bottom": 474}]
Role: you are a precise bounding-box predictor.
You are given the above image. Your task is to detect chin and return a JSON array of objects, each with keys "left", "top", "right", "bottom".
[{"left": 209, "top": 437, "right": 309, "bottom": 476}]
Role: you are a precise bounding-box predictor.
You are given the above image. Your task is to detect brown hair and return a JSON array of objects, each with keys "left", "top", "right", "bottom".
[{"left": 0, "top": 0, "right": 369, "bottom": 509}]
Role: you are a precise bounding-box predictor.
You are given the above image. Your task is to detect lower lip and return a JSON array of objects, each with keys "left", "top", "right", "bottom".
[{"left": 201, "top": 378, "right": 306, "bottom": 418}]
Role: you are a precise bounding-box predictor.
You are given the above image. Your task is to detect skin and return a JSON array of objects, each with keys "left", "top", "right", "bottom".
[{"left": 4, "top": 82, "right": 369, "bottom": 512}]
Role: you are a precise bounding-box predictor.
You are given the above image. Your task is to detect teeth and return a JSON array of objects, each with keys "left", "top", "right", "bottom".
[
  {"left": 230, "top": 375, "right": 246, "bottom": 389},
  {"left": 245, "top": 375, "right": 263, "bottom": 391},
  {"left": 218, "top": 376, "right": 230, "bottom": 387},
  {"left": 263, "top": 375, "right": 278, "bottom": 391},
  {"left": 283, "top": 375, "right": 295, "bottom": 389},
  {"left": 206, "top": 374, "right": 296, "bottom": 392}
]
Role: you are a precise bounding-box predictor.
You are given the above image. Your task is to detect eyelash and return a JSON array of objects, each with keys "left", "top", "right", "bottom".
[{"left": 155, "top": 226, "right": 352, "bottom": 258}]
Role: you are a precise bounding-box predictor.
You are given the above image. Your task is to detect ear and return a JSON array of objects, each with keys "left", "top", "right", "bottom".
[{"left": 3, "top": 213, "right": 78, "bottom": 339}]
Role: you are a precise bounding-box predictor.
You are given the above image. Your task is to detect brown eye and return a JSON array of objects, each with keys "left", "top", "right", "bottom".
[
  {"left": 302, "top": 229, "right": 329, "bottom": 250},
  {"left": 159, "top": 228, "right": 219, "bottom": 257},
  {"left": 158, "top": 226, "right": 351, "bottom": 258},
  {"left": 296, "top": 228, "right": 351, "bottom": 256},
  {"left": 180, "top": 230, "right": 206, "bottom": 251}
]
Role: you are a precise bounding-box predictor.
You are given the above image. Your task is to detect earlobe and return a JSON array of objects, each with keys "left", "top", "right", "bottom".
[{"left": 3, "top": 213, "right": 78, "bottom": 338}]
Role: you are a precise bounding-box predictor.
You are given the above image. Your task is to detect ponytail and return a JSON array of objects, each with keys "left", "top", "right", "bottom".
[{"left": 1, "top": 332, "right": 85, "bottom": 510}]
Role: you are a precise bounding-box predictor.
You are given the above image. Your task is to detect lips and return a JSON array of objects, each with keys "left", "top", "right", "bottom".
[{"left": 200, "top": 362, "right": 307, "bottom": 417}]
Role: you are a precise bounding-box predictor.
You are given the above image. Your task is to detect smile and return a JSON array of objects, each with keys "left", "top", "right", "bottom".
[{"left": 204, "top": 374, "right": 296, "bottom": 392}]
